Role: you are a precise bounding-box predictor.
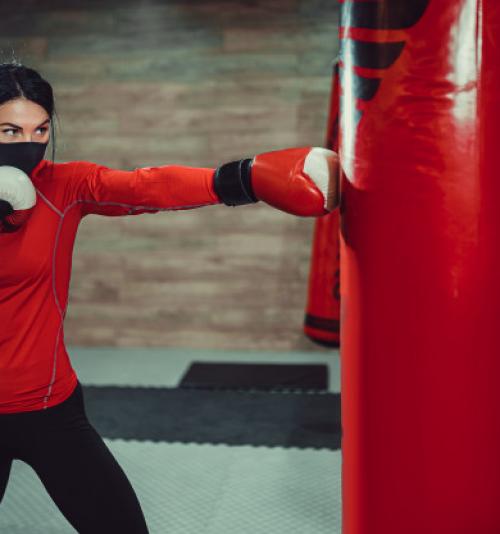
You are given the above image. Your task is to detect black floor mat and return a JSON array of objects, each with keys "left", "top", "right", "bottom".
[
  {"left": 81, "top": 385, "right": 341, "bottom": 450},
  {"left": 178, "top": 362, "right": 329, "bottom": 391}
]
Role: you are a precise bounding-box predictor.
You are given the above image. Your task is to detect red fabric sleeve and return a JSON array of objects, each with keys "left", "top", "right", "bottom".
[{"left": 68, "top": 161, "right": 221, "bottom": 217}]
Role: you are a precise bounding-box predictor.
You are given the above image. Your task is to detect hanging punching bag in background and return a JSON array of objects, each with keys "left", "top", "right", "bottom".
[
  {"left": 340, "top": 1, "right": 500, "bottom": 533},
  {"left": 304, "top": 62, "right": 341, "bottom": 347}
]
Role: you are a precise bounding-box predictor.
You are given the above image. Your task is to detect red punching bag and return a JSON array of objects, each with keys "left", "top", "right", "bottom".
[
  {"left": 304, "top": 62, "right": 341, "bottom": 347},
  {"left": 340, "top": 1, "right": 500, "bottom": 533}
]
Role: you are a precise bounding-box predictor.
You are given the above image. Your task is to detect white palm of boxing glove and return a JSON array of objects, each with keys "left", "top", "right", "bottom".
[
  {"left": 0, "top": 166, "right": 37, "bottom": 233},
  {"left": 300, "top": 147, "right": 340, "bottom": 213}
]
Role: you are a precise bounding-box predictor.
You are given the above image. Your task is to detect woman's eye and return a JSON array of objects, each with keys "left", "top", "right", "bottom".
[{"left": 1, "top": 127, "right": 48, "bottom": 136}]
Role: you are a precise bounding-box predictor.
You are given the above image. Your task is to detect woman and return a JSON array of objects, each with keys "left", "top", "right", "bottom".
[{"left": 0, "top": 61, "right": 338, "bottom": 533}]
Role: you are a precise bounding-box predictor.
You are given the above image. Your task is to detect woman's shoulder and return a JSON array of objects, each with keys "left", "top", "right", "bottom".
[{"left": 31, "top": 159, "right": 106, "bottom": 208}]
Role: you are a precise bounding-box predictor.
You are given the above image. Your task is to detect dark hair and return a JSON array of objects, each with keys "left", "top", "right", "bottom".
[{"left": 0, "top": 60, "right": 57, "bottom": 163}]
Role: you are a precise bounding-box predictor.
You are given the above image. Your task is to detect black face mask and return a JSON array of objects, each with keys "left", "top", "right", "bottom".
[{"left": 0, "top": 141, "right": 48, "bottom": 175}]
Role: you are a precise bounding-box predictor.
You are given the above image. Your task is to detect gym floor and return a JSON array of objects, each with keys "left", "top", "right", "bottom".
[{"left": 0, "top": 347, "right": 341, "bottom": 533}]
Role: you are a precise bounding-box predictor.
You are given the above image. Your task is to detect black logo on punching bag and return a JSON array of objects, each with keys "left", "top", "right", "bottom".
[{"left": 339, "top": 0, "right": 431, "bottom": 129}]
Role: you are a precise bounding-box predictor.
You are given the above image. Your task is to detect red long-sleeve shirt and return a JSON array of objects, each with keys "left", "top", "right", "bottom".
[{"left": 0, "top": 159, "right": 219, "bottom": 414}]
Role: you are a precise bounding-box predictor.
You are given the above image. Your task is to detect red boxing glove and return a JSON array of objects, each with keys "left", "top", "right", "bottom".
[
  {"left": 213, "top": 146, "right": 339, "bottom": 217},
  {"left": 0, "top": 166, "right": 37, "bottom": 233},
  {"left": 252, "top": 147, "right": 339, "bottom": 216}
]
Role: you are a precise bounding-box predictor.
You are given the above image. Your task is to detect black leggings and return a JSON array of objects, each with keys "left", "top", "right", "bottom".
[{"left": 0, "top": 381, "right": 149, "bottom": 533}]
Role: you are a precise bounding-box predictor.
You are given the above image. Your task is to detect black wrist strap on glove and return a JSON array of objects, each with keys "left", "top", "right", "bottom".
[
  {"left": 0, "top": 200, "right": 13, "bottom": 219},
  {"left": 213, "top": 158, "right": 259, "bottom": 206}
]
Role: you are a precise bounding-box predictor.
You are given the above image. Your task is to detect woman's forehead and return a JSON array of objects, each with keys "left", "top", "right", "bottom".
[{"left": 0, "top": 98, "right": 49, "bottom": 125}]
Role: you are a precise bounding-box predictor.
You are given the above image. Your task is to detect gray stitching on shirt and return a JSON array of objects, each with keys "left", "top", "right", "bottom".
[{"left": 35, "top": 188, "right": 64, "bottom": 217}]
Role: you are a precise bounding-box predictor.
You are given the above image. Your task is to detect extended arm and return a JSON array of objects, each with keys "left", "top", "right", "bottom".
[
  {"left": 73, "top": 146, "right": 338, "bottom": 218},
  {"left": 72, "top": 163, "right": 220, "bottom": 217}
]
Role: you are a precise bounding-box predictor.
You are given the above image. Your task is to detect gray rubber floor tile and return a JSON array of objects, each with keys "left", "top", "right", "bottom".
[{"left": 0, "top": 439, "right": 341, "bottom": 534}]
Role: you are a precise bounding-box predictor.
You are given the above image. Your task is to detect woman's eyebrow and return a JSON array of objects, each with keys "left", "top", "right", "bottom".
[{"left": 0, "top": 119, "right": 51, "bottom": 128}]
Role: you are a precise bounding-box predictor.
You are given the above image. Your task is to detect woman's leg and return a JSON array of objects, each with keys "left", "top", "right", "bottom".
[{"left": 17, "top": 384, "right": 149, "bottom": 534}]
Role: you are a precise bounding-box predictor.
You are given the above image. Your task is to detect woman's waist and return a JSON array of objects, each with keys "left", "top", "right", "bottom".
[{"left": 0, "top": 361, "right": 77, "bottom": 415}]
